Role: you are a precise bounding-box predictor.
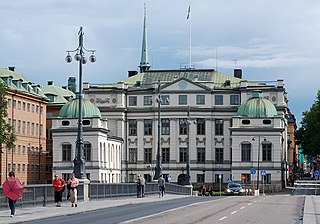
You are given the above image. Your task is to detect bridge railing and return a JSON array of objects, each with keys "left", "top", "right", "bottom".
[{"left": 0, "top": 182, "right": 192, "bottom": 209}]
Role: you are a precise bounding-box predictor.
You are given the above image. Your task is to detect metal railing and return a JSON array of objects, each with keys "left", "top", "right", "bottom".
[{"left": 0, "top": 182, "right": 192, "bottom": 209}]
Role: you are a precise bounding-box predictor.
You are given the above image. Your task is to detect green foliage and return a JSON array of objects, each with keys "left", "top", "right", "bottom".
[
  {"left": 0, "top": 82, "right": 16, "bottom": 151},
  {"left": 295, "top": 90, "right": 320, "bottom": 156}
]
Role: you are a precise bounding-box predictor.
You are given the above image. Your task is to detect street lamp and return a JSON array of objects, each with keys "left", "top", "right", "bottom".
[
  {"left": 153, "top": 81, "right": 169, "bottom": 180},
  {"left": 65, "top": 27, "right": 96, "bottom": 179},
  {"left": 180, "top": 106, "right": 196, "bottom": 185},
  {"left": 252, "top": 136, "right": 267, "bottom": 191}
]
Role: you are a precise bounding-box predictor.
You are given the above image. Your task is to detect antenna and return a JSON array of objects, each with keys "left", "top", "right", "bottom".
[
  {"left": 215, "top": 47, "right": 218, "bottom": 72},
  {"left": 234, "top": 59, "right": 237, "bottom": 68}
]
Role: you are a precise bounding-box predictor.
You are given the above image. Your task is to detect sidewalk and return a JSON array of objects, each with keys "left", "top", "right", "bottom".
[
  {"left": 0, "top": 194, "right": 190, "bottom": 224},
  {"left": 304, "top": 195, "right": 317, "bottom": 224}
]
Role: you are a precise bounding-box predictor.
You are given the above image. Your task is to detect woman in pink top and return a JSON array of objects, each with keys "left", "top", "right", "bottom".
[{"left": 67, "top": 173, "right": 79, "bottom": 207}]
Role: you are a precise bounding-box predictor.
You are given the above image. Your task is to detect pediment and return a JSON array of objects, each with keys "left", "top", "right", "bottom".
[{"left": 161, "top": 77, "right": 211, "bottom": 92}]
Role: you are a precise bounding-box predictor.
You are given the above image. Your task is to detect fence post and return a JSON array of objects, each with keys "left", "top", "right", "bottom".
[{"left": 82, "top": 179, "right": 90, "bottom": 202}]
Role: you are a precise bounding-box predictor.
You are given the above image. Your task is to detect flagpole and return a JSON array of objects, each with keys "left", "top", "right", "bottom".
[
  {"left": 188, "top": 5, "right": 192, "bottom": 69},
  {"left": 189, "top": 11, "right": 192, "bottom": 69}
]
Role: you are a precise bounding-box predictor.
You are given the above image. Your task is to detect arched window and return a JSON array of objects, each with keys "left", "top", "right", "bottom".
[
  {"left": 84, "top": 143, "right": 91, "bottom": 161},
  {"left": 262, "top": 143, "right": 272, "bottom": 161},
  {"left": 62, "top": 143, "right": 72, "bottom": 161},
  {"left": 241, "top": 143, "right": 251, "bottom": 162}
]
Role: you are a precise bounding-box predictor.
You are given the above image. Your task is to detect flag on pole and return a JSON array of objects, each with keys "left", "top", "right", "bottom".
[{"left": 187, "top": 5, "right": 190, "bottom": 19}]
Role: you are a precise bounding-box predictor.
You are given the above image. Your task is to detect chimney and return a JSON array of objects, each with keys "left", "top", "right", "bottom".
[
  {"left": 47, "top": 81, "right": 53, "bottom": 86},
  {"left": 68, "top": 76, "right": 76, "bottom": 93},
  {"left": 128, "top": 71, "right": 138, "bottom": 77},
  {"left": 234, "top": 68, "right": 242, "bottom": 79},
  {"left": 8, "top": 67, "right": 15, "bottom": 72}
]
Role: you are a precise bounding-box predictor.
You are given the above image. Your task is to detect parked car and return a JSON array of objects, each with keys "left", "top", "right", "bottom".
[{"left": 225, "top": 183, "right": 245, "bottom": 195}]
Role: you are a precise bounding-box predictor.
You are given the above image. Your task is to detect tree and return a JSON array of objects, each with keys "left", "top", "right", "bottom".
[
  {"left": 0, "top": 81, "right": 16, "bottom": 183},
  {"left": 295, "top": 90, "right": 320, "bottom": 156}
]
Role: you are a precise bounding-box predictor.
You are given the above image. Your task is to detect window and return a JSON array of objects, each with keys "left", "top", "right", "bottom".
[
  {"left": 179, "top": 147, "right": 187, "bottom": 163},
  {"left": 129, "top": 96, "right": 137, "bottom": 106},
  {"left": 196, "top": 95, "right": 205, "bottom": 105},
  {"left": 262, "top": 174, "right": 271, "bottom": 184},
  {"left": 144, "top": 148, "right": 152, "bottom": 163},
  {"left": 230, "top": 95, "right": 239, "bottom": 105},
  {"left": 197, "top": 174, "right": 205, "bottom": 183},
  {"left": 215, "top": 148, "right": 224, "bottom": 163},
  {"left": 22, "top": 121, "right": 26, "bottom": 135},
  {"left": 242, "top": 120, "right": 250, "bottom": 125},
  {"left": 179, "top": 95, "right": 187, "bottom": 105},
  {"left": 215, "top": 174, "right": 223, "bottom": 183},
  {"left": 62, "top": 144, "right": 72, "bottom": 161},
  {"left": 215, "top": 95, "right": 223, "bottom": 105},
  {"left": 144, "top": 96, "right": 152, "bottom": 106},
  {"left": 197, "top": 118, "right": 205, "bottom": 135},
  {"left": 160, "top": 95, "right": 170, "bottom": 105},
  {"left": 84, "top": 143, "right": 91, "bottom": 161},
  {"left": 22, "top": 102, "right": 26, "bottom": 111},
  {"left": 161, "top": 118, "right": 170, "bottom": 135},
  {"left": 8, "top": 99, "right": 11, "bottom": 107},
  {"left": 215, "top": 119, "right": 223, "bottom": 135},
  {"left": 36, "top": 123, "right": 39, "bottom": 136},
  {"left": 197, "top": 148, "right": 205, "bottom": 163},
  {"left": 263, "top": 120, "right": 272, "bottom": 125},
  {"left": 27, "top": 122, "right": 30, "bottom": 135},
  {"left": 161, "top": 148, "right": 170, "bottom": 163},
  {"left": 262, "top": 143, "right": 272, "bottom": 162},
  {"left": 27, "top": 103, "right": 30, "bottom": 111},
  {"left": 129, "top": 120, "right": 137, "bottom": 136},
  {"left": 17, "top": 120, "right": 21, "bottom": 134},
  {"left": 13, "top": 100, "right": 16, "bottom": 109},
  {"left": 17, "top": 101, "right": 21, "bottom": 109},
  {"left": 241, "top": 143, "right": 251, "bottom": 162},
  {"left": 241, "top": 173, "right": 251, "bottom": 184},
  {"left": 179, "top": 118, "right": 188, "bottom": 135},
  {"left": 129, "top": 148, "right": 137, "bottom": 163},
  {"left": 144, "top": 119, "right": 152, "bottom": 135},
  {"left": 36, "top": 105, "right": 39, "bottom": 113},
  {"left": 31, "top": 104, "right": 35, "bottom": 113},
  {"left": 31, "top": 123, "right": 34, "bottom": 136},
  {"left": 12, "top": 119, "right": 16, "bottom": 132}
]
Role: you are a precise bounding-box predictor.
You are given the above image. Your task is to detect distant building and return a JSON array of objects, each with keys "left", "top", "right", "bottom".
[
  {"left": 0, "top": 67, "right": 48, "bottom": 185},
  {"left": 40, "top": 78, "right": 76, "bottom": 183},
  {"left": 51, "top": 91, "right": 123, "bottom": 183},
  {"left": 83, "top": 69, "right": 291, "bottom": 191}
]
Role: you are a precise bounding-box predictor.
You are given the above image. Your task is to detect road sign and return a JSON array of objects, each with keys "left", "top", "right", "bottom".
[
  {"left": 227, "top": 177, "right": 233, "bottom": 183},
  {"left": 261, "top": 170, "right": 266, "bottom": 176},
  {"left": 250, "top": 168, "right": 256, "bottom": 175},
  {"left": 314, "top": 171, "right": 319, "bottom": 180},
  {"left": 241, "top": 175, "right": 246, "bottom": 180}
]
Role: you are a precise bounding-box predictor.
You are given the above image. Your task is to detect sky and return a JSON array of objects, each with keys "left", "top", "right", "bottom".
[{"left": 1, "top": 0, "right": 320, "bottom": 126}]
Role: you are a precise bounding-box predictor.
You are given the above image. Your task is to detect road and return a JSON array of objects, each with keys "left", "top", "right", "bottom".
[{"left": 24, "top": 195, "right": 304, "bottom": 224}]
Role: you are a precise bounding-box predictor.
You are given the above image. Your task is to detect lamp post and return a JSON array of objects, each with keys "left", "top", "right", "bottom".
[
  {"left": 252, "top": 136, "right": 267, "bottom": 191},
  {"left": 65, "top": 27, "right": 96, "bottom": 179},
  {"left": 154, "top": 81, "right": 162, "bottom": 180},
  {"left": 180, "top": 106, "right": 195, "bottom": 185}
]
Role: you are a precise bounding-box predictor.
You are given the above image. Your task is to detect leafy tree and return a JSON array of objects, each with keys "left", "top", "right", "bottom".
[
  {"left": 0, "top": 81, "right": 16, "bottom": 154},
  {"left": 295, "top": 90, "right": 320, "bottom": 156}
]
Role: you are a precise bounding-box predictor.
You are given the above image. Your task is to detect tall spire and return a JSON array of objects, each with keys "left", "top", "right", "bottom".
[{"left": 139, "top": 3, "right": 150, "bottom": 73}]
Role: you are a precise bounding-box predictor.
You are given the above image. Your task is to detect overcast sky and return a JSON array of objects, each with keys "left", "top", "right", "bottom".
[{"left": 1, "top": 0, "right": 319, "bottom": 126}]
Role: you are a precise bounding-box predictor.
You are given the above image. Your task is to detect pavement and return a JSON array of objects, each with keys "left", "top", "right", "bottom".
[
  {"left": 0, "top": 194, "right": 191, "bottom": 224},
  {"left": 0, "top": 190, "right": 317, "bottom": 224}
]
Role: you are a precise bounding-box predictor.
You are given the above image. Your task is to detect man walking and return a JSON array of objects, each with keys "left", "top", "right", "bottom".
[{"left": 158, "top": 175, "right": 166, "bottom": 198}]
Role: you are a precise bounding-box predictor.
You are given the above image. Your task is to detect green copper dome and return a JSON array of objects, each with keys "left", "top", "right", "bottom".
[
  {"left": 236, "top": 90, "right": 277, "bottom": 117},
  {"left": 59, "top": 98, "right": 101, "bottom": 118}
]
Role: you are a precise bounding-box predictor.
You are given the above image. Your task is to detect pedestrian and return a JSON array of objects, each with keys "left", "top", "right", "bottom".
[
  {"left": 67, "top": 173, "right": 79, "bottom": 207},
  {"left": 52, "top": 174, "right": 66, "bottom": 207},
  {"left": 5, "top": 171, "right": 23, "bottom": 217},
  {"left": 140, "top": 175, "right": 146, "bottom": 197},
  {"left": 136, "top": 175, "right": 142, "bottom": 198},
  {"left": 208, "top": 185, "right": 213, "bottom": 196},
  {"left": 158, "top": 175, "right": 166, "bottom": 198},
  {"left": 201, "top": 183, "right": 206, "bottom": 196}
]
